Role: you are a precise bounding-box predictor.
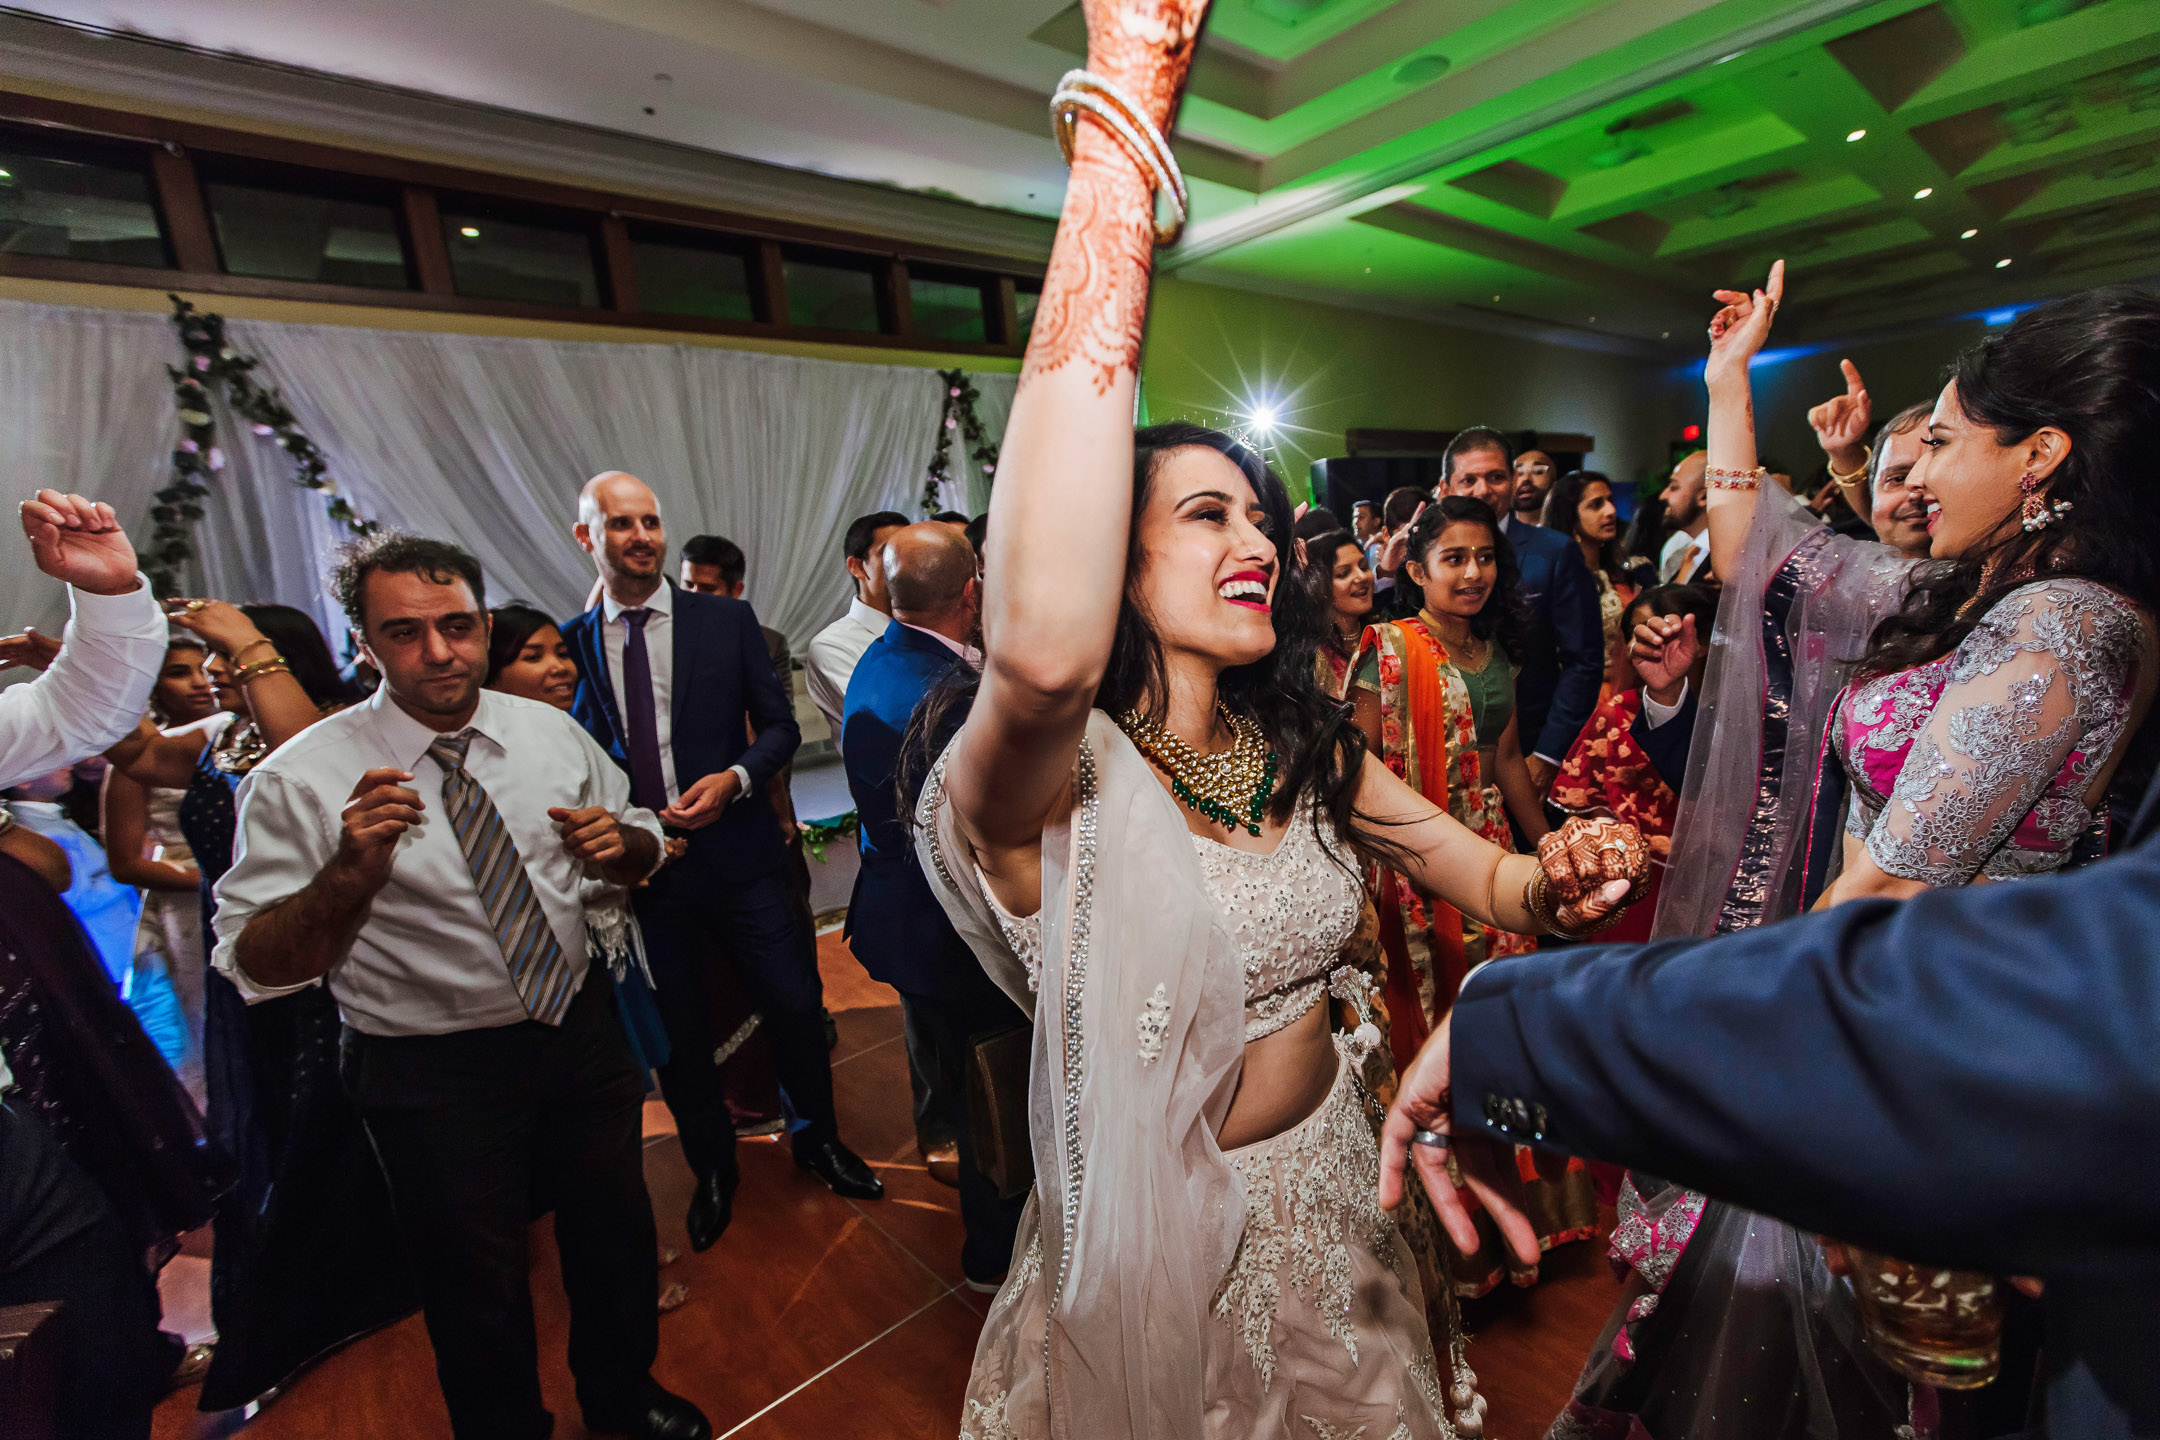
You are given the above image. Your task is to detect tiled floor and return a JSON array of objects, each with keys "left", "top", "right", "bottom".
[{"left": 152, "top": 933, "right": 1621, "bottom": 1440}]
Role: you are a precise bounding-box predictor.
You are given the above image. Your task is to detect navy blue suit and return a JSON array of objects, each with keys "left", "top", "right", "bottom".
[
  {"left": 840, "top": 624, "right": 1025, "bottom": 1280},
  {"left": 562, "top": 586, "right": 833, "bottom": 1179},
  {"left": 1498, "top": 514, "right": 1604, "bottom": 763},
  {"left": 1455, "top": 771, "right": 2160, "bottom": 1438}
]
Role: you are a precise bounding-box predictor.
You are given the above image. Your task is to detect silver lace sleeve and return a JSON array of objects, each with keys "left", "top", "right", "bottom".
[{"left": 1866, "top": 580, "right": 2144, "bottom": 886}]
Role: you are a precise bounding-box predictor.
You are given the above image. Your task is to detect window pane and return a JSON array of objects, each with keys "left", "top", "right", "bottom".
[
  {"left": 632, "top": 238, "right": 754, "bottom": 320},
  {"left": 208, "top": 181, "right": 408, "bottom": 288},
  {"left": 784, "top": 256, "right": 880, "bottom": 332},
  {"left": 909, "top": 275, "right": 987, "bottom": 343},
  {"left": 441, "top": 209, "right": 601, "bottom": 307},
  {"left": 1014, "top": 286, "right": 1040, "bottom": 345},
  {"left": 0, "top": 143, "right": 167, "bottom": 267}
]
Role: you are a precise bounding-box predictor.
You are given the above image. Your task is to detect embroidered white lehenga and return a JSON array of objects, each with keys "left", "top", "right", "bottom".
[{"left": 916, "top": 712, "right": 1481, "bottom": 1440}]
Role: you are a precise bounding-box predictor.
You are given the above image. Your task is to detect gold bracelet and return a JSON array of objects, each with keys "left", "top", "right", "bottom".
[
  {"left": 229, "top": 638, "right": 278, "bottom": 668},
  {"left": 1524, "top": 867, "right": 1632, "bottom": 940},
  {"left": 234, "top": 657, "right": 292, "bottom": 685},
  {"left": 1826, "top": 446, "right": 1872, "bottom": 490},
  {"left": 1705, "top": 464, "right": 1765, "bottom": 491}
]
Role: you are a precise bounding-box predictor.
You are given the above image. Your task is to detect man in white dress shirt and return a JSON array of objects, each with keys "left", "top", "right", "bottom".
[
  {"left": 802, "top": 509, "right": 908, "bottom": 751},
  {"left": 212, "top": 534, "right": 709, "bottom": 1440},
  {"left": 0, "top": 490, "right": 178, "bottom": 1440}
]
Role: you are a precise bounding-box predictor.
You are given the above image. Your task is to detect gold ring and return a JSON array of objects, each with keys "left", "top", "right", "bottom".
[{"left": 184, "top": 599, "right": 207, "bottom": 612}]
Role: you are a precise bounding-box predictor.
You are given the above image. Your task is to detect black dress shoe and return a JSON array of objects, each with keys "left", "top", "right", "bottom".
[
  {"left": 684, "top": 1164, "right": 738, "bottom": 1253},
  {"left": 587, "top": 1382, "right": 713, "bottom": 1440},
  {"left": 794, "top": 1138, "right": 884, "bottom": 1199}
]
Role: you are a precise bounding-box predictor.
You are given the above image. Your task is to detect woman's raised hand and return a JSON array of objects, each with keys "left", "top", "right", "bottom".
[
  {"left": 1080, "top": 0, "right": 1212, "bottom": 122},
  {"left": 1704, "top": 258, "right": 1784, "bottom": 388},
  {"left": 1538, "top": 815, "right": 1650, "bottom": 927},
  {"left": 165, "top": 598, "right": 269, "bottom": 659},
  {"left": 1378, "top": 501, "right": 1426, "bottom": 575}
]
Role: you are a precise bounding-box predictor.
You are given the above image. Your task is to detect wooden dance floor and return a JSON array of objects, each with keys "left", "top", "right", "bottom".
[{"left": 152, "top": 932, "right": 1622, "bottom": 1440}]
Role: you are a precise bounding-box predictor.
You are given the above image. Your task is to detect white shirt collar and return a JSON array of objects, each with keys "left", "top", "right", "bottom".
[
  {"left": 368, "top": 685, "right": 511, "bottom": 772},
  {"left": 602, "top": 581, "right": 674, "bottom": 625},
  {"left": 899, "top": 620, "right": 983, "bottom": 669},
  {"left": 848, "top": 597, "right": 891, "bottom": 635}
]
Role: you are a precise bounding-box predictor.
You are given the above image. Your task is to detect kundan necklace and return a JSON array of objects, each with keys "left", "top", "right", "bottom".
[{"left": 1117, "top": 704, "right": 1279, "bottom": 836}]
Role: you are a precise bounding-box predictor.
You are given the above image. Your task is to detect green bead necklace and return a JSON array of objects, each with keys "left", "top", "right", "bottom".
[{"left": 1116, "top": 704, "right": 1280, "bottom": 836}]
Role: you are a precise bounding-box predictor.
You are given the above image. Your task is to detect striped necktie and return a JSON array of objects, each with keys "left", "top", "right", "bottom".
[{"left": 427, "top": 730, "right": 576, "bottom": 1025}]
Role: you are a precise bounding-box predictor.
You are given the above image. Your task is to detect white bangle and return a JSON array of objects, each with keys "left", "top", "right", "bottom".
[{"left": 1050, "top": 69, "right": 1189, "bottom": 246}]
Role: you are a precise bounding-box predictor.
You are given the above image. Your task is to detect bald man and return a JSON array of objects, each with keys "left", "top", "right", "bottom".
[
  {"left": 1658, "top": 451, "right": 1710, "bottom": 583},
  {"left": 839, "top": 524, "right": 1025, "bottom": 1288},
  {"left": 562, "top": 473, "right": 880, "bottom": 1256}
]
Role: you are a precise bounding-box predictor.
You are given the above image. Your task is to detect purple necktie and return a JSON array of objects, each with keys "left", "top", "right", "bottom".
[{"left": 620, "top": 609, "right": 669, "bottom": 812}]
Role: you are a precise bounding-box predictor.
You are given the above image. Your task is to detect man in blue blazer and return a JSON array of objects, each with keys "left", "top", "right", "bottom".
[
  {"left": 1443, "top": 427, "right": 1604, "bottom": 791},
  {"left": 839, "top": 522, "right": 1026, "bottom": 1288},
  {"left": 563, "top": 473, "right": 880, "bottom": 1254},
  {"left": 1384, "top": 771, "right": 2160, "bottom": 1439}
]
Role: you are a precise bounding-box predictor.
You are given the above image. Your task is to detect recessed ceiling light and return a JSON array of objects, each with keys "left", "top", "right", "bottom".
[
  {"left": 1364, "top": 267, "right": 1372, "bottom": 273},
  {"left": 1996, "top": 257, "right": 2013, "bottom": 268},
  {"left": 1492, "top": 294, "right": 1501, "bottom": 302},
  {"left": 0, "top": 168, "right": 11, "bottom": 181},
  {"left": 1961, "top": 227, "right": 1979, "bottom": 238},
  {"left": 459, "top": 226, "right": 481, "bottom": 238},
  {"left": 1661, "top": 331, "right": 1671, "bottom": 339},
  {"left": 1846, "top": 128, "right": 1867, "bottom": 142},
  {"left": 1914, "top": 187, "right": 1934, "bottom": 199},
  {"left": 1588, "top": 315, "right": 1597, "bottom": 323}
]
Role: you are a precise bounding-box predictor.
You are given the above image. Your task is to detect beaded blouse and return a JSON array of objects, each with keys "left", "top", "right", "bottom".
[
  {"left": 978, "top": 797, "right": 1365, "bottom": 1043},
  {"left": 1833, "top": 578, "right": 2145, "bottom": 886}
]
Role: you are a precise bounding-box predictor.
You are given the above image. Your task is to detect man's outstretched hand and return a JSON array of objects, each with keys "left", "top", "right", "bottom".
[
  {"left": 21, "top": 490, "right": 140, "bottom": 596},
  {"left": 1378, "top": 1015, "right": 1543, "bottom": 1269}
]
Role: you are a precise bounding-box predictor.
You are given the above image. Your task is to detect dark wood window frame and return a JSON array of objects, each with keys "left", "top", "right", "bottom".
[{"left": 0, "top": 90, "right": 1041, "bottom": 358}]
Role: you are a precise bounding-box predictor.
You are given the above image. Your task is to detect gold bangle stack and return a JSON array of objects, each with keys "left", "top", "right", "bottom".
[
  {"left": 1050, "top": 68, "right": 1189, "bottom": 246},
  {"left": 234, "top": 654, "right": 290, "bottom": 685},
  {"left": 1705, "top": 464, "right": 1766, "bottom": 491},
  {"left": 1826, "top": 446, "right": 1873, "bottom": 491},
  {"left": 229, "top": 638, "right": 278, "bottom": 668},
  {"left": 1523, "top": 868, "right": 1629, "bottom": 940}
]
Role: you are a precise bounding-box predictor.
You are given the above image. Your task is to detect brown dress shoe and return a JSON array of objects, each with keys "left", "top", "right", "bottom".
[{"left": 923, "top": 1139, "right": 961, "bottom": 1189}]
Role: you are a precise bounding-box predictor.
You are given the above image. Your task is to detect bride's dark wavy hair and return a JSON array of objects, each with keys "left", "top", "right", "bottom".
[
  {"left": 904, "top": 421, "right": 1408, "bottom": 868},
  {"left": 1858, "top": 285, "right": 2160, "bottom": 793},
  {"left": 1861, "top": 287, "right": 2160, "bottom": 672}
]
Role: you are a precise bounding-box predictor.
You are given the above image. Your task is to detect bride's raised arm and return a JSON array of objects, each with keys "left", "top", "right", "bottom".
[
  {"left": 943, "top": 0, "right": 1206, "bottom": 900},
  {"left": 1701, "top": 257, "right": 1785, "bottom": 583}
]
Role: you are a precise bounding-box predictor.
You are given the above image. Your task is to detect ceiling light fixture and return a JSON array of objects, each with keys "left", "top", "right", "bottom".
[
  {"left": 1246, "top": 401, "right": 1280, "bottom": 435},
  {"left": 1961, "top": 227, "right": 1979, "bottom": 238},
  {"left": 1392, "top": 54, "right": 1451, "bottom": 85},
  {"left": 1996, "top": 257, "right": 2013, "bottom": 268},
  {"left": 1914, "top": 187, "right": 1934, "bottom": 199},
  {"left": 1846, "top": 128, "right": 1868, "bottom": 142},
  {"left": 459, "top": 226, "right": 481, "bottom": 238}
]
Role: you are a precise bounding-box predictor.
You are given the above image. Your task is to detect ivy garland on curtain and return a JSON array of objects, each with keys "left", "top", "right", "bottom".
[
  {"left": 921, "top": 367, "right": 1000, "bottom": 516},
  {"left": 148, "top": 295, "right": 375, "bottom": 597}
]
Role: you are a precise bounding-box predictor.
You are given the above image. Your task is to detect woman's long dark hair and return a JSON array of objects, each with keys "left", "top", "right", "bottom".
[
  {"left": 1544, "top": 470, "right": 1626, "bottom": 583},
  {"left": 1401, "top": 496, "right": 1528, "bottom": 662},
  {"left": 905, "top": 421, "right": 1407, "bottom": 867},
  {"left": 1862, "top": 287, "right": 2160, "bottom": 676},
  {"left": 1858, "top": 285, "right": 2160, "bottom": 796},
  {"left": 241, "top": 603, "right": 362, "bottom": 709},
  {"left": 486, "top": 603, "right": 561, "bottom": 687},
  {"left": 1296, "top": 526, "right": 1365, "bottom": 662}
]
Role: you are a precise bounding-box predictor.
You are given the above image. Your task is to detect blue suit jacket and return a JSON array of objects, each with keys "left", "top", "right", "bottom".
[
  {"left": 839, "top": 623, "right": 978, "bottom": 999},
  {"left": 1455, "top": 770, "right": 2160, "bottom": 1437},
  {"left": 1499, "top": 515, "right": 1604, "bottom": 762},
  {"left": 561, "top": 584, "right": 800, "bottom": 877}
]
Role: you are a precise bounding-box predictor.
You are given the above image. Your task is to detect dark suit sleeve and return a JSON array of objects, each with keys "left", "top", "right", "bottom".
[
  {"left": 1533, "top": 542, "right": 1605, "bottom": 762},
  {"left": 1629, "top": 688, "right": 1696, "bottom": 794},
  {"left": 734, "top": 604, "right": 800, "bottom": 788},
  {"left": 1451, "top": 841, "right": 2160, "bottom": 1275}
]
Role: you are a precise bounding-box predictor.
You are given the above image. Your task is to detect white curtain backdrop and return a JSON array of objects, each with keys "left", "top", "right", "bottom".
[{"left": 0, "top": 298, "right": 1013, "bottom": 659}]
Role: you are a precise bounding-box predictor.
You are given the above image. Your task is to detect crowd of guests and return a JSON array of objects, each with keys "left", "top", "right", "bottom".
[{"left": 4, "top": 263, "right": 2159, "bottom": 1440}]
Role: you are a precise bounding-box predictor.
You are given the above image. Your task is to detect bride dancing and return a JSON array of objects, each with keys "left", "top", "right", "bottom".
[{"left": 907, "top": 3, "right": 1645, "bottom": 1437}]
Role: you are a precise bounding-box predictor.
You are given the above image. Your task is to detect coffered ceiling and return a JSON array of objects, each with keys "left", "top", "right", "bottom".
[{"left": 6, "top": 0, "right": 2157, "bottom": 351}]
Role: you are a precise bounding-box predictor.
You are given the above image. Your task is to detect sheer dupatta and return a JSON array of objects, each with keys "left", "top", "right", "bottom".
[
  {"left": 1653, "top": 487, "right": 1916, "bottom": 939},
  {"left": 916, "top": 712, "right": 1248, "bottom": 1440}
]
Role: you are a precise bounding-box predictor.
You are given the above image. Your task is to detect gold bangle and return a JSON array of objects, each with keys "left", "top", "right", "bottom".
[
  {"left": 1525, "top": 866, "right": 1632, "bottom": 940},
  {"left": 1826, "top": 446, "right": 1872, "bottom": 489},
  {"left": 228, "top": 638, "right": 278, "bottom": 667},
  {"left": 1050, "top": 69, "right": 1189, "bottom": 246},
  {"left": 1706, "top": 464, "right": 1765, "bottom": 491},
  {"left": 234, "top": 657, "right": 291, "bottom": 685}
]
